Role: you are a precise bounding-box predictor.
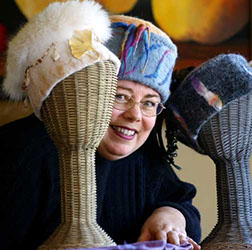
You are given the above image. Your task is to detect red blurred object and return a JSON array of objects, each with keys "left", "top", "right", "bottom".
[{"left": 0, "top": 23, "right": 7, "bottom": 53}]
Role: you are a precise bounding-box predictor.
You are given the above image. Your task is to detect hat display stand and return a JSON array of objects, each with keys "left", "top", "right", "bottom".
[
  {"left": 38, "top": 60, "right": 117, "bottom": 249},
  {"left": 198, "top": 93, "right": 252, "bottom": 250}
]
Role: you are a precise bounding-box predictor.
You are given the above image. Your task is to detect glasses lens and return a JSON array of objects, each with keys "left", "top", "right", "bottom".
[
  {"left": 114, "top": 94, "right": 134, "bottom": 111},
  {"left": 141, "top": 102, "right": 164, "bottom": 117},
  {"left": 156, "top": 103, "right": 164, "bottom": 116}
]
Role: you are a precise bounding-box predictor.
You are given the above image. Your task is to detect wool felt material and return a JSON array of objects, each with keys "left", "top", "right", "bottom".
[
  {"left": 0, "top": 114, "right": 201, "bottom": 249},
  {"left": 2, "top": 0, "right": 120, "bottom": 118},
  {"left": 166, "top": 53, "right": 252, "bottom": 153},
  {"left": 106, "top": 15, "right": 177, "bottom": 103}
]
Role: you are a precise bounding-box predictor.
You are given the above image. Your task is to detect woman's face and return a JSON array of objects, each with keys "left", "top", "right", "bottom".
[{"left": 97, "top": 80, "right": 160, "bottom": 161}]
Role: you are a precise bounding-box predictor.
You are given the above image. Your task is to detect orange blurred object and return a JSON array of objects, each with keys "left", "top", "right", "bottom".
[
  {"left": 95, "top": 0, "right": 138, "bottom": 13},
  {"left": 15, "top": 0, "right": 138, "bottom": 19},
  {"left": 152, "top": 0, "right": 249, "bottom": 45},
  {"left": 15, "top": 0, "right": 68, "bottom": 19}
]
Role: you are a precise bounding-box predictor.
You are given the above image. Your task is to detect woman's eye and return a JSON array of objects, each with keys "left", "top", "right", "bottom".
[
  {"left": 115, "top": 94, "right": 128, "bottom": 102},
  {"left": 142, "top": 101, "right": 156, "bottom": 108}
]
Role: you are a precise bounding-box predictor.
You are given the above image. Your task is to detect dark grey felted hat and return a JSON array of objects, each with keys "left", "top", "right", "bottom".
[{"left": 166, "top": 53, "right": 252, "bottom": 154}]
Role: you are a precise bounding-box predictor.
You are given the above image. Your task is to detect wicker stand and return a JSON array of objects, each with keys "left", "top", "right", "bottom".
[
  {"left": 198, "top": 94, "right": 252, "bottom": 250},
  {"left": 38, "top": 61, "right": 117, "bottom": 249}
]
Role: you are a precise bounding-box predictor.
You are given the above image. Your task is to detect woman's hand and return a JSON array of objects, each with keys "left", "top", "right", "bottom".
[{"left": 137, "top": 206, "right": 201, "bottom": 250}]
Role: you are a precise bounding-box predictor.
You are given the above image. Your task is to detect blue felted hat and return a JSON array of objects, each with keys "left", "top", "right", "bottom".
[
  {"left": 106, "top": 15, "right": 178, "bottom": 103},
  {"left": 166, "top": 53, "right": 252, "bottom": 153}
]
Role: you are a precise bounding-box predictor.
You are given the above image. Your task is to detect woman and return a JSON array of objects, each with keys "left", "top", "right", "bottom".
[
  {"left": 0, "top": 1, "right": 201, "bottom": 249},
  {"left": 96, "top": 80, "right": 201, "bottom": 247}
]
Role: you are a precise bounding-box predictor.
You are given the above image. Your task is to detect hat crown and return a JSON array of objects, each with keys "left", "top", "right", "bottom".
[{"left": 106, "top": 15, "right": 178, "bottom": 102}]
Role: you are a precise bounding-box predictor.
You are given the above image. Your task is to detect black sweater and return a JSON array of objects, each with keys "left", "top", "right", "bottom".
[{"left": 0, "top": 115, "right": 201, "bottom": 249}]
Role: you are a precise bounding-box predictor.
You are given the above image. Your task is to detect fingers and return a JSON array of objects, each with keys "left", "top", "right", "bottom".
[
  {"left": 155, "top": 230, "right": 201, "bottom": 250},
  {"left": 156, "top": 230, "right": 167, "bottom": 241},
  {"left": 167, "top": 230, "right": 180, "bottom": 245},
  {"left": 187, "top": 237, "right": 201, "bottom": 250},
  {"left": 179, "top": 234, "right": 189, "bottom": 244},
  {"left": 137, "top": 228, "right": 201, "bottom": 250},
  {"left": 137, "top": 228, "right": 152, "bottom": 242}
]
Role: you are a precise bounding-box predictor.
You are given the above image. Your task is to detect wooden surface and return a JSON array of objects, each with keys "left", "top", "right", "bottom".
[
  {"left": 0, "top": 100, "right": 33, "bottom": 126},
  {"left": 175, "top": 37, "right": 250, "bottom": 70}
]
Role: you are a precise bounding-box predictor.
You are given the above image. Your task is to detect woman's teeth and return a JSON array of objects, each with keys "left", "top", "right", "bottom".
[{"left": 112, "top": 126, "right": 135, "bottom": 136}]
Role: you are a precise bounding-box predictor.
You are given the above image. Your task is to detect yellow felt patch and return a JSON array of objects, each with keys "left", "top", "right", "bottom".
[{"left": 69, "top": 30, "right": 99, "bottom": 60}]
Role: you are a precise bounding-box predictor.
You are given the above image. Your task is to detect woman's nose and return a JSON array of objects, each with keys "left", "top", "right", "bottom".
[{"left": 123, "top": 102, "right": 142, "bottom": 121}]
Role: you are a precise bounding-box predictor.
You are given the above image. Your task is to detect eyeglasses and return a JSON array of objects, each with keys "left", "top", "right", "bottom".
[{"left": 113, "top": 94, "right": 165, "bottom": 117}]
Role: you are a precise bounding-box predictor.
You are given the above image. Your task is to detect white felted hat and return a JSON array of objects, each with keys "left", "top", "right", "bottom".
[{"left": 2, "top": 0, "right": 120, "bottom": 118}]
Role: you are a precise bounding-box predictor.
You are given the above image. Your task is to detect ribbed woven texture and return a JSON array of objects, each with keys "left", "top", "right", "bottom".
[
  {"left": 198, "top": 94, "right": 252, "bottom": 250},
  {"left": 39, "top": 61, "right": 117, "bottom": 249}
]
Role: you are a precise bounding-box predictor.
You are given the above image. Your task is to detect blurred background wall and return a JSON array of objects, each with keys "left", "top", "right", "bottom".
[{"left": 0, "top": 0, "right": 251, "bottom": 242}]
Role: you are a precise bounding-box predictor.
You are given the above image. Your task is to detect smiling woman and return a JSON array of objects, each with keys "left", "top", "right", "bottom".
[{"left": 98, "top": 80, "right": 159, "bottom": 161}]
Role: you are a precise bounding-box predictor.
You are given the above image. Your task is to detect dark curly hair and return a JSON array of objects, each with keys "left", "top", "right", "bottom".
[{"left": 155, "top": 66, "right": 195, "bottom": 169}]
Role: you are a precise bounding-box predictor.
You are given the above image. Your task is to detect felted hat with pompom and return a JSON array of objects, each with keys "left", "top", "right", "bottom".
[{"left": 2, "top": 0, "right": 120, "bottom": 118}]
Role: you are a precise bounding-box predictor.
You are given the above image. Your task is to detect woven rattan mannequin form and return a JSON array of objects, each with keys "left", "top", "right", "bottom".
[
  {"left": 38, "top": 61, "right": 117, "bottom": 249},
  {"left": 198, "top": 93, "right": 252, "bottom": 250}
]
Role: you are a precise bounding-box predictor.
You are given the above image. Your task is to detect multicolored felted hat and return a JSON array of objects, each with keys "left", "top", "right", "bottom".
[
  {"left": 166, "top": 53, "right": 252, "bottom": 154},
  {"left": 105, "top": 15, "right": 178, "bottom": 103},
  {"left": 2, "top": 0, "right": 120, "bottom": 118}
]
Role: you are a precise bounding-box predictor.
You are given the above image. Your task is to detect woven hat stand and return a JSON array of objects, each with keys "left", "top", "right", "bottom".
[
  {"left": 38, "top": 61, "right": 117, "bottom": 250},
  {"left": 198, "top": 93, "right": 252, "bottom": 250}
]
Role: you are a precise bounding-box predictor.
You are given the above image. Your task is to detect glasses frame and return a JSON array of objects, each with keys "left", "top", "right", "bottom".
[{"left": 113, "top": 95, "right": 166, "bottom": 117}]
